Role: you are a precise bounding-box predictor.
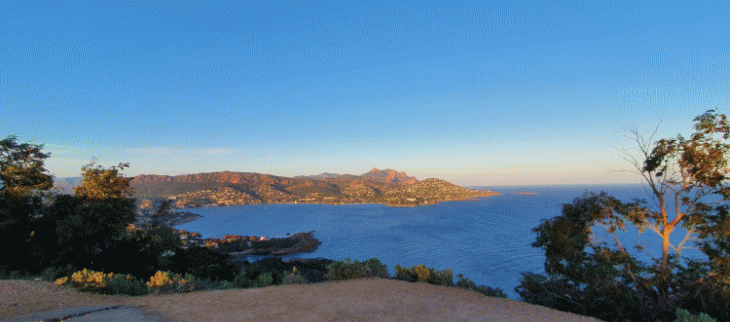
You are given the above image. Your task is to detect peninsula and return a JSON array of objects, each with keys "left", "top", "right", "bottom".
[{"left": 131, "top": 168, "right": 500, "bottom": 208}]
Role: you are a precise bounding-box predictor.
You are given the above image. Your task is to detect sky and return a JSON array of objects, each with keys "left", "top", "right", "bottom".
[{"left": 2, "top": 0, "right": 729, "bottom": 186}]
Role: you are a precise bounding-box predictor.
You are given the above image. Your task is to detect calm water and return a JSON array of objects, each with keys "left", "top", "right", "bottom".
[{"left": 176, "top": 184, "right": 706, "bottom": 299}]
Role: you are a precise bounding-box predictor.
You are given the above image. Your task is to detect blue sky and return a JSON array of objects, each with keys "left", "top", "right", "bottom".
[{"left": 2, "top": 0, "right": 729, "bottom": 186}]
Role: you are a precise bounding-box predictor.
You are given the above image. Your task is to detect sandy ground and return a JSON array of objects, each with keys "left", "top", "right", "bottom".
[{"left": 1, "top": 278, "right": 602, "bottom": 322}]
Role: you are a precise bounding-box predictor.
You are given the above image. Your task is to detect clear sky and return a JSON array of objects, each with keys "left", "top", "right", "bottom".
[{"left": 2, "top": 0, "right": 729, "bottom": 186}]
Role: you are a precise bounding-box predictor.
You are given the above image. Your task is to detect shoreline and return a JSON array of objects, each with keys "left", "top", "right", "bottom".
[{"left": 169, "top": 192, "right": 503, "bottom": 211}]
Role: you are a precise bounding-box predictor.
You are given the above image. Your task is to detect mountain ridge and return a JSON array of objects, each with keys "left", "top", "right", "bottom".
[{"left": 129, "top": 169, "right": 499, "bottom": 208}]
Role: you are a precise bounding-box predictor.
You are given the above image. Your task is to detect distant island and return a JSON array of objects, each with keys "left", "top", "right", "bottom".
[
  {"left": 128, "top": 168, "right": 501, "bottom": 208},
  {"left": 518, "top": 192, "right": 538, "bottom": 195}
]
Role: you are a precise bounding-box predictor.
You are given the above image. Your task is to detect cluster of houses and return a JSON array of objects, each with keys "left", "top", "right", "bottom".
[{"left": 125, "top": 223, "right": 270, "bottom": 250}]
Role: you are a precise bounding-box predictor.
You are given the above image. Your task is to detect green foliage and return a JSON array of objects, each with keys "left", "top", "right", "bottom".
[
  {"left": 674, "top": 308, "right": 717, "bottom": 322},
  {"left": 455, "top": 273, "right": 507, "bottom": 298},
  {"left": 8, "top": 270, "right": 27, "bottom": 280},
  {"left": 40, "top": 267, "right": 57, "bottom": 281},
  {"left": 394, "top": 264, "right": 453, "bottom": 286},
  {"left": 325, "top": 257, "right": 389, "bottom": 281},
  {"left": 0, "top": 136, "right": 54, "bottom": 271},
  {"left": 167, "top": 246, "right": 237, "bottom": 282},
  {"left": 0, "top": 135, "right": 53, "bottom": 195},
  {"left": 73, "top": 162, "right": 133, "bottom": 199},
  {"left": 282, "top": 267, "right": 309, "bottom": 284},
  {"left": 253, "top": 272, "right": 274, "bottom": 287},
  {"left": 101, "top": 274, "right": 149, "bottom": 296},
  {"left": 518, "top": 110, "right": 730, "bottom": 322},
  {"left": 150, "top": 200, "right": 173, "bottom": 227},
  {"left": 393, "top": 264, "right": 506, "bottom": 298},
  {"left": 233, "top": 269, "right": 252, "bottom": 288},
  {"left": 282, "top": 272, "right": 308, "bottom": 284}
]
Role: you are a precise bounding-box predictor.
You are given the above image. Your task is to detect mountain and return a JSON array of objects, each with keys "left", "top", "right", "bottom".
[
  {"left": 52, "top": 177, "right": 83, "bottom": 194},
  {"left": 360, "top": 168, "right": 419, "bottom": 185},
  {"left": 131, "top": 169, "right": 499, "bottom": 208},
  {"left": 295, "top": 172, "right": 345, "bottom": 180}
]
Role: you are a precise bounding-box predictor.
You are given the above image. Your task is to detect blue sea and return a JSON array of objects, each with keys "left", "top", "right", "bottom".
[{"left": 176, "top": 184, "right": 707, "bottom": 299}]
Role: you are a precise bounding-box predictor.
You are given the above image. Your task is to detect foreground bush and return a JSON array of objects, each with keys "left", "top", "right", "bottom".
[
  {"left": 166, "top": 247, "right": 237, "bottom": 282},
  {"left": 146, "top": 271, "right": 195, "bottom": 294},
  {"left": 393, "top": 264, "right": 507, "bottom": 298},
  {"left": 55, "top": 268, "right": 148, "bottom": 296},
  {"left": 325, "top": 257, "right": 389, "bottom": 280},
  {"left": 455, "top": 273, "right": 507, "bottom": 298},
  {"left": 282, "top": 266, "right": 309, "bottom": 285},
  {"left": 394, "top": 264, "right": 453, "bottom": 286},
  {"left": 103, "top": 274, "right": 149, "bottom": 295},
  {"left": 674, "top": 308, "right": 717, "bottom": 322}
]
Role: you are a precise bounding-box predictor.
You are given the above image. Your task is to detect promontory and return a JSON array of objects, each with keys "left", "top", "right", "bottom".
[{"left": 131, "top": 168, "right": 500, "bottom": 208}]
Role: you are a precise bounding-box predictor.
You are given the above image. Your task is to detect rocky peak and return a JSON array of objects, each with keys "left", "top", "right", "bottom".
[{"left": 360, "top": 168, "right": 418, "bottom": 185}]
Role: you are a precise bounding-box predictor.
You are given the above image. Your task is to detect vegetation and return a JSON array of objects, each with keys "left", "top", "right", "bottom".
[
  {"left": 517, "top": 110, "right": 730, "bottom": 321},
  {"left": 325, "top": 257, "right": 390, "bottom": 280}
]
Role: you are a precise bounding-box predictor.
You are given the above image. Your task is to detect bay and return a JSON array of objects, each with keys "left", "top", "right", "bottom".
[{"left": 176, "top": 184, "right": 707, "bottom": 299}]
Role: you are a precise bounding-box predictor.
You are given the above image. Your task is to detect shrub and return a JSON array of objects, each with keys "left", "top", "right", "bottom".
[
  {"left": 325, "top": 257, "right": 389, "bottom": 281},
  {"left": 674, "top": 308, "right": 717, "bottom": 322},
  {"left": 8, "top": 270, "right": 27, "bottom": 280},
  {"left": 431, "top": 268, "right": 454, "bottom": 286},
  {"left": 0, "top": 266, "right": 8, "bottom": 279},
  {"left": 394, "top": 264, "right": 415, "bottom": 282},
  {"left": 146, "top": 270, "right": 195, "bottom": 294},
  {"left": 233, "top": 269, "right": 252, "bottom": 288},
  {"left": 455, "top": 273, "right": 507, "bottom": 298},
  {"left": 55, "top": 268, "right": 112, "bottom": 292},
  {"left": 102, "top": 274, "right": 148, "bottom": 296},
  {"left": 167, "top": 247, "right": 237, "bottom": 281},
  {"left": 253, "top": 272, "right": 273, "bottom": 288},
  {"left": 40, "top": 267, "right": 57, "bottom": 282},
  {"left": 394, "top": 264, "right": 453, "bottom": 286},
  {"left": 282, "top": 267, "right": 308, "bottom": 285}
]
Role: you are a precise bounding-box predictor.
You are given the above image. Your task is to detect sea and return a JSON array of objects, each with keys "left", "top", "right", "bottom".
[{"left": 176, "top": 184, "right": 708, "bottom": 299}]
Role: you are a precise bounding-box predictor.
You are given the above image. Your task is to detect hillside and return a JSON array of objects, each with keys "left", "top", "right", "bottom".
[
  {"left": 1, "top": 279, "right": 601, "bottom": 322},
  {"left": 130, "top": 169, "right": 499, "bottom": 208}
]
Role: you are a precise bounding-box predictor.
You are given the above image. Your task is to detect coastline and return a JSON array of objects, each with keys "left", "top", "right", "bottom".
[{"left": 168, "top": 190, "right": 503, "bottom": 210}]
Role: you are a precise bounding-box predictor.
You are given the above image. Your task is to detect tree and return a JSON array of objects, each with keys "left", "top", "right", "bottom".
[
  {"left": 73, "top": 162, "right": 134, "bottom": 199},
  {"left": 517, "top": 110, "right": 730, "bottom": 321},
  {"left": 52, "top": 162, "right": 136, "bottom": 268},
  {"left": 150, "top": 199, "right": 173, "bottom": 227},
  {"left": 0, "top": 136, "right": 54, "bottom": 271}
]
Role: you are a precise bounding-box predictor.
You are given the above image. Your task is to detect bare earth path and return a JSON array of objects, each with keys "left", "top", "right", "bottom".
[{"left": 1, "top": 278, "right": 602, "bottom": 321}]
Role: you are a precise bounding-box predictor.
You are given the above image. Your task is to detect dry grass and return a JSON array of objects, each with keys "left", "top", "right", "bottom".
[{"left": 1, "top": 278, "right": 602, "bottom": 322}]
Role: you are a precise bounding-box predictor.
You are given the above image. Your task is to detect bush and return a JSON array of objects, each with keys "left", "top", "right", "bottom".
[
  {"left": 455, "top": 273, "right": 507, "bottom": 298},
  {"left": 102, "top": 274, "right": 148, "bottom": 296},
  {"left": 8, "top": 270, "right": 29, "bottom": 280},
  {"left": 325, "top": 257, "right": 389, "bottom": 281},
  {"left": 40, "top": 267, "right": 57, "bottom": 282},
  {"left": 282, "top": 267, "right": 308, "bottom": 285},
  {"left": 167, "top": 247, "right": 237, "bottom": 281},
  {"left": 55, "top": 268, "right": 111, "bottom": 292},
  {"left": 394, "top": 264, "right": 453, "bottom": 286},
  {"left": 253, "top": 272, "right": 273, "bottom": 288},
  {"left": 675, "top": 308, "right": 717, "bottom": 322},
  {"left": 233, "top": 269, "right": 252, "bottom": 288},
  {"left": 146, "top": 270, "right": 195, "bottom": 294}
]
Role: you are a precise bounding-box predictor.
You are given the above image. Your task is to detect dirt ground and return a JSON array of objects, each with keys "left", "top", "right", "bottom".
[{"left": 1, "top": 278, "right": 602, "bottom": 321}]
